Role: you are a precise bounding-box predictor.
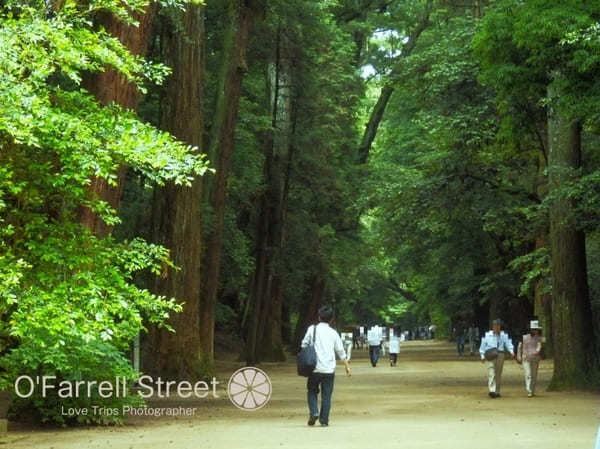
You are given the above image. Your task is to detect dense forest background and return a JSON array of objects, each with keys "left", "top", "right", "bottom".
[{"left": 1, "top": 0, "right": 599, "bottom": 424}]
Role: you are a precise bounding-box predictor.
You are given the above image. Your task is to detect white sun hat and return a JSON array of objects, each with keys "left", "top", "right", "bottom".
[{"left": 530, "top": 320, "right": 542, "bottom": 330}]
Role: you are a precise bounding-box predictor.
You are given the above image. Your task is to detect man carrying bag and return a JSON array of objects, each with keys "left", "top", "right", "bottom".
[
  {"left": 479, "top": 318, "right": 515, "bottom": 398},
  {"left": 299, "top": 306, "right": 351, "bottom": 427}
]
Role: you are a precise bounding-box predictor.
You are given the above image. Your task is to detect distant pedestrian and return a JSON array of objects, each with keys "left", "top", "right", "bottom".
[
  {"left": 301, "top": 306, "right": 351, "bottom": 427},
  {"left": 429, "top": 324, "right": 437, "bottom": 339},
  {"left": 343, "top": 332, "right": 353, "bottom": 361},
  {"left": 367, "top": 325, "right": 382, "bottom": 367},
  {"left": 352, "top": 328, "right": 360, "bottom": 349},
  {"left": 479, "top": 319, "right": 515, "bottom": 398},
  {"left": 454, "top": 323, "right": 466, "bottom": 357},
  {"left": 517, "top": 319, "right": 545, "bottom": 397},
  {"left": 388, "top": 336, "right": 400, "bottom": 366},
  {"left": 467, "top": 325, "right": 479, "bottom": 356}
]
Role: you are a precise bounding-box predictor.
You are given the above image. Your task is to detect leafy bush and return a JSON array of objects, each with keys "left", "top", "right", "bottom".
[{"left": 0, "top": 0, "right": 208, "bottom": 424}]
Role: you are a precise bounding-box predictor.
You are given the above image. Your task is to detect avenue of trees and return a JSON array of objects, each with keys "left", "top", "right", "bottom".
[{"left": 0, "top": 0, "right": 599, "bottom": 424}]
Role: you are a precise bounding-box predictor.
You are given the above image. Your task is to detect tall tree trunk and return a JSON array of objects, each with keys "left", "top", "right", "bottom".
[
  {"left": 547, "top": 75, "right": 594, "bottom": 389},
  {"left": 256, "top": 89, "right": 295, "bottom": 363},
  {"left": 245, "top": 192, "right": 270, "bottom": 363},
  {"left": 145, "top": 4, "right": 207, "bottom": 379},
  {"left": 533, "top": 127, "right": 553, "bottom": 356},
  {"left": 201, "top": 0, "right": 258, "bottom": 364},
  {"left": 80, "top": 7, "right": 155, "bottom": 237},
  {"left": 281, "top": 297, "right": 291, "bottom": 344},
  {"left": 245, "top": 27, "right": 291, "bottom": 364}
]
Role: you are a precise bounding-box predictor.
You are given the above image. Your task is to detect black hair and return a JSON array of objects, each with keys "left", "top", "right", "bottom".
[{"left": 318, "top": 306, "right": 334, "bottom": 323}]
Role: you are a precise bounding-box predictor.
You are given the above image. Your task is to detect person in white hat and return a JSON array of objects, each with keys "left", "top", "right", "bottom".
[{"left": 516, "top": 319, "right": 545, "bottom": 397}]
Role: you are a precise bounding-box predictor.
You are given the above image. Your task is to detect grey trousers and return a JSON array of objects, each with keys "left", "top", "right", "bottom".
[{"left": 487, "top": 353, "right": 505, "bottom": 393}]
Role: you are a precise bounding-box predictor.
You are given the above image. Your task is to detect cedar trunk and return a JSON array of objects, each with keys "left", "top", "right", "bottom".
[
  {"left": 81, "top": 7, "right": 155, "bottom": 237},
  {"left": 147, "top": 4, "right": 207, "bottom": 379},
  {"left": 547, "top": 77, "right": 594, "bottom": 389},
  {"left": 245, "top": 29, "right": 294, "bottom": 364},
  {"left": 533, "top": 129, "right": 553, "bottom": 357},
  {"left": 201, "top": 0, "right": 257, "bottom": 362}
]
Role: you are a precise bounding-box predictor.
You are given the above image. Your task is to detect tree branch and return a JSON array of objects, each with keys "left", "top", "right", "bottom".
[
  {"left": 357, "top": 0, "right": 434, "bottom": 163},
  {"left": 388, "top": 279, "right": 418, "bottom": 302}
]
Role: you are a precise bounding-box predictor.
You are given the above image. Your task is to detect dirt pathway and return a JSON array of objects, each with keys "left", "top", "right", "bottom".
[{"left": 4, "top": 340, "right": 599, "bottom": 448}]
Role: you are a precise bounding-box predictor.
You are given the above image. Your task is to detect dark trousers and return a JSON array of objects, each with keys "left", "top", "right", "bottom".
[
  {"left": 369, "top": 345, "right": 381, "bottom": 366},
  {"left": 307, "top": 373, "right": 335, "bottom": 425},
  {"left": 390, "top": 353, "right": 398, "bottom": 365},
  {"left": 457, "top": 336, "right": 465, "bottom": 356}
]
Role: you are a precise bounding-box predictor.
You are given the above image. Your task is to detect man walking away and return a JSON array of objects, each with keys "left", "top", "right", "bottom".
[
  {"left": 367, "top": 325, "right": 382, "bottom": 367},
  {"left": 301, "top": 306, "right": 351, "bottom": 427},
  {"left": 479, "top": 318, "right": 515, "bottom": 398}
]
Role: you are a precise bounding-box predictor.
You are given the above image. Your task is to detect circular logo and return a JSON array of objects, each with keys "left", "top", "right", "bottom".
[{"left": 227, "top": 367, "right": 272, "bottom": 411}]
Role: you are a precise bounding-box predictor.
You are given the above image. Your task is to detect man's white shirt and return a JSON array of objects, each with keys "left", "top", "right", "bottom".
[
  {"left": 479, "top": 330, "right": 514, "bottom": 360},
  {"left": 301, "top": 322, "right": 347, "bottom": 374},
  {"left": 367, "top": 326, "right": 382, "bottom": 346}
]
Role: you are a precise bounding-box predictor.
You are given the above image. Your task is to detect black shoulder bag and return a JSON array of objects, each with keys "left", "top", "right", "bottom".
[{"left": 297, "top": 324, "right": 317, "bottom": 377}]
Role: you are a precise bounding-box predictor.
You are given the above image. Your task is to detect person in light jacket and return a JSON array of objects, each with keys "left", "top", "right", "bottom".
[
  {"left": 388, "top": 336, "right": 400, "bottom": 366},
  {"left": 479, "top": 318, "right": 515, "bottom": 398},
  {"left": 301, "top": 306, "right": 351, "bottom": 427},
  {"left": 517, "top": 319, "right": 545, "bottom": 397}
]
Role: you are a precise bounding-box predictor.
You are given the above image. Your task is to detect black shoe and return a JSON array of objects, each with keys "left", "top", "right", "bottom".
[
  {"left": 308, "top": 415, "right": 318, "bottom": 426},
  {"left": 488, "top": 392, "right": 496, "bottom": 398}
]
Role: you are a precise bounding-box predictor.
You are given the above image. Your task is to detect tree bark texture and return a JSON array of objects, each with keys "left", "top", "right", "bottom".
[
  {"left": 146, "top": 4, "right": 208, "bottom": 379},
  {"left": 547, "top": 76, "right": 594, "bottom": 389},
  {"left": 81, "top": 6, "right": 156, "bottom": 237},
  {"left": 202, "top": 0, "right": 258, "bottom": 363},
  {"left": 245, "top": 26, "right": 294, "bottom": 364}
]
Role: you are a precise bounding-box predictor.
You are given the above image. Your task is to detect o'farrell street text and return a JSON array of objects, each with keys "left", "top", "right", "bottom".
[{"left": 15, "top": 375, "right": 220, "bottom": 399}]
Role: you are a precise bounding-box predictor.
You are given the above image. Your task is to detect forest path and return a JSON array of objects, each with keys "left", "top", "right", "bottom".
[{"left": 6, "top": 340, "right": 599, "bottom": 449}]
